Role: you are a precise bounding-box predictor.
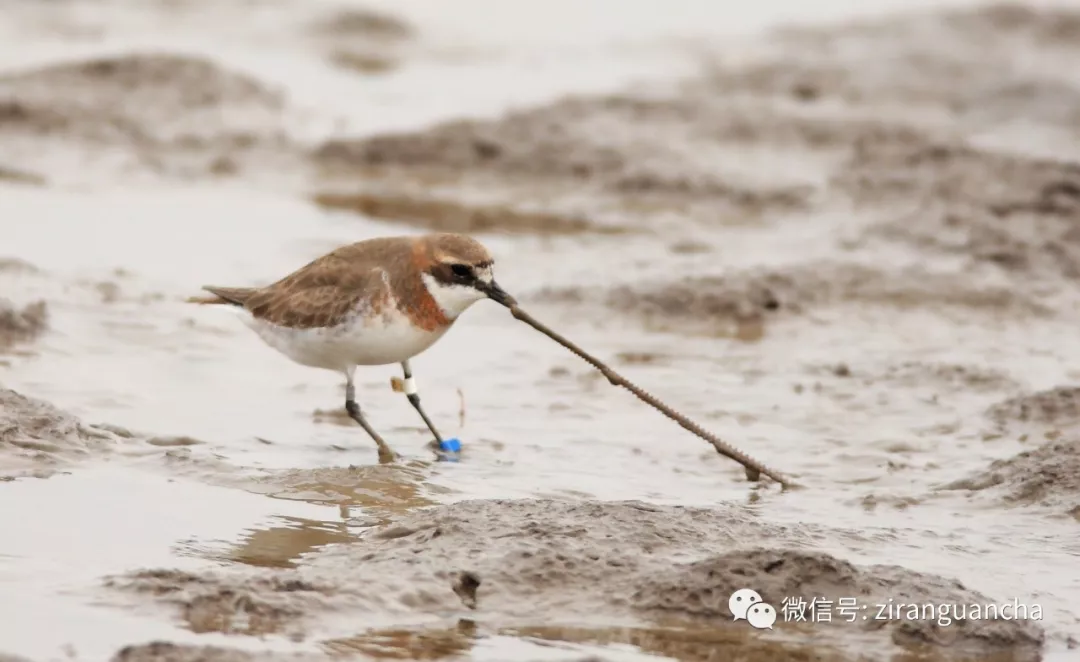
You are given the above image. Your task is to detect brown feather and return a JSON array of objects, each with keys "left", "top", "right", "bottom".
[
  {"left": 186, "top": 294, "right": 231, "bottom": 305},
  {"left": 199, "top": 286, "right": 258, "bottom": 306}
]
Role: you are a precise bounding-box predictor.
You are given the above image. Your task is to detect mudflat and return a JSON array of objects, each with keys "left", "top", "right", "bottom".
[{"left": 1, "top": 2, "right": 1078, "bottom": 661}]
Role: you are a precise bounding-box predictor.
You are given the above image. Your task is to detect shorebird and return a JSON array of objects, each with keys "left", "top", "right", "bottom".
[{"left": 187, "top": 233, "right": 515, "bottom": 463}]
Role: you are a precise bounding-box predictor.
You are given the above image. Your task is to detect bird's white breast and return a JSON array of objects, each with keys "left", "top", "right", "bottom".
[{"left": 241, "top": 301, "right": 449, "bottom": 371}]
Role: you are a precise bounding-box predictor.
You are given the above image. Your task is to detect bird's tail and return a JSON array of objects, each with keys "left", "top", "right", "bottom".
[{"left": 186, "top": 286, "right": 256, "bottom": 307}]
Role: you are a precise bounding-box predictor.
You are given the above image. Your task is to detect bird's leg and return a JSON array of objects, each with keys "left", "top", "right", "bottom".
[
  {"left": 399, "top": 359, "right": 445, "bottom": 454},
  {"left": 344, "top": 368, "right": 397, "bottom": 463}
]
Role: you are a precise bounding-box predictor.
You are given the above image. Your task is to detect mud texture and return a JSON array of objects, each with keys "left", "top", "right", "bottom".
[
  {"left": 504, "top": 623, "right": 856, "bottom": 662},
  {"left": 6, "top": 3, "right": 1080, "bottom": 661},
  {"left": 311, "top": 2, "right": 1080, "bottom": 332},
  {"left": 308, "top": 7, "right": 415, "bottom": 76},
  {"left": 803, "top": 361, "right": 1020, "bottom": 394},
  {"left": 108, "top": 498, "right": 1044, "bottom": 661},
  {"left": 111, "top": 642, "right": 326, "bottom": 662},
  {"left": 537, "top": 262, "right": 1050, "bottom": 336},
  {"left": 315, "top": 94, "right": 814, "bottom": 207},
  {"left": 986, "top": 387, "right": 1080, "bottom": 430},
  {"left": 311, "top": 190, "right": 627, "bottom": 235},
  {"left": 312, "top": 92, "right": 814, "bottom": 234},
  {"left": 942, "top": 438, "right": 1080, "bottom": 517},
  {"left": 636, "top": 549, "right": 1042, "bottom": 659},
  {"left": 711, "top": 5, "right": 1080, "bottom": 124},
  {"left": 700, "top": 4, "right": 1080, "bottom": 296},
  {"left": 839, "top": 143, "right": 1080, "bottom": 283},
  {"left": 0, "top": 388, "right": 118, "bottom": 479},
  {"left": 933, "top": 387, "right": 1080, "bottom": 516},
  {"left": 106, "top": 570, "right": 337, "bottom": 639},
  {"left": 0, "top": 164, "right": 45, "bottom": 186},
  {"left": 308, "top": 8, "right": 413, "bottom": 42},
  {"left": 0, "top": 300, "right": 47, "bottom": 352},
  {"left": 0, "top": 53, "right": 296, "bottom": 179}
]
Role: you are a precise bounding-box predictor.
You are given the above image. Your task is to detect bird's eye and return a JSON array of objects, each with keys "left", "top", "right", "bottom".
[{"left": 450, "top": 264, "right": 472, "bottom": 278}]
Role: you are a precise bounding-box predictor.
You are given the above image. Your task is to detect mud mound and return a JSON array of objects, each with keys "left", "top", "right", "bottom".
[
  {"left": 725, "top": 4, "right": 1080, "bottom": 284},
  {"left": 308, "top": 7, "right": 414, "bottom": 76},
  {"left": 942, "top": 438, "right": 1080, "bottom": 515},
  {"left": 0, "top": 258, "right": 40, "bottom": 274},
  {"left": 312, "top": 2, "right": 1080, "bottom": 264},
  {"left": 110, "top": 500, "right": 764, "bottom": 633},
  {"left": 536, "top": 261, "right": 1048, "bottom": 335},
  {"left": 710, "top": 52, "right": 1080, "bottom": 133},
  {"left": 311, "top": 190, "right": 625, "bottom": 235},
  {"left": 112, "top": 642, "right": 326, "bottom": 662},
  {"left": 710, "top": 4, "right": 1080, "bottom": 287},
  {"left": 0, "top": 300, "right": 47, "bottom": 352},
  {"left": 109, "top": 499, "right": 1040, "bottom": 659},
  {"left": 0, "top": 388, "right": 118, "bottom": 478},
  {"left": 506, "top": 623, "right": 856, "bottom": 662},
  {"left": 943, "top": 3, "right": 1080, "bottom": 44},
  {"left": 0, "top": 53, "right": 295, "bottom": 179},
  {"left": 107, "top": 569, "right": 337, "bottom": 638},
  {"left": 0, "top": 164, "right": 45, "bottom": 186},
  {"left": 986, "top": 386, "right": 1080, "bottom": 429},
  {"left": 314, "top": 95, "right": 800, "bottom": 196},
  {"left": 837, "top": 142, "right": 1080, "bottom": 282},
  {"left": 308, "top": 8, "right": 412, "bottom": 41},
  {"left": 710, "top": 3, "right": 1080, "bottom": 122},
  {"left": 636, "top": 549, "right": 1042, "bottom": 659},
  {"left": 801, "top": 360, "right": 1019, "bottom": 401},
  {"left": 947, "top": 386, "right": 1080, "bottom": 511},
  {"left": 876, "top": 362, "right": 1018, "bottom": 392},
  {"left": 312, "top": 93, "right": 814, "bottom": 232}
]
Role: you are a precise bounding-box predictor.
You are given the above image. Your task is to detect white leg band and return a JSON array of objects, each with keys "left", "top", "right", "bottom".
[{"left": 403, "top": 377, "right": 418, "bottom": 396}]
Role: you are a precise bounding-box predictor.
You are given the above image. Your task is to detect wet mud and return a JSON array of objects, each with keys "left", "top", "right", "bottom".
[
  {"left": 0, "top": 388, "right": 120, "bottom": 479},
  {"left": 308, "top": 7, "right": 415, "bottom": 76},
  {"left": 311, "top": 190, "right": 626, "bottom": 236},
  {"left": 943, "top": 438, "right": 1080, "bottom": 518},
  {"left": 106, "top": 569, "right": 336, "bottom": 639},
  {"left": 709, "top": 5, "right": 1080, "bottom": 125},
  {"left": 536, "top": 262, "right": 1052, "bottom": 337},
  {"left": 0, "top": 164, "right": 45, "bottom": 186},
  {"left": 0, "top": 53, "right": 298, "bottom": 180},
  {"left": 986, "top": 387, "right": 1080, "bottom": 430},
  {"left": 940, "top": 387, "right": 1080, "bottom": 517},
  {"left": 0, "top": 300, "right": 47, "bottom": 353},
  {"left": 4, "top": 2, "right": 1080, "bottom": 661},
  {"left": 111, "top": 642, "right": 325, "bottom": 662},
  {"left": 310, "top": 3, "right": 1080, "bottom": 330},
  {"left": 636, "top": 550, "right": 1043, "bottom": 658},
  {"left": 311, "top": 94, "right": 815, "bottom": 234},
  {"left": 108, "top": 499, "right": 1042, "bottom": 661}
]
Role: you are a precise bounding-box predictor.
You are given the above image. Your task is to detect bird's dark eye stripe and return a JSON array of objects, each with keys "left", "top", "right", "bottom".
[{"left": 450, "top": 264, "right": 472, "bottom": 277}]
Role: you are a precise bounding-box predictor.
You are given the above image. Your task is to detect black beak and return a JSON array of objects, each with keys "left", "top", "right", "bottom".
[{"left": 482, "top": 280, "right": 516, "bottom": 307}]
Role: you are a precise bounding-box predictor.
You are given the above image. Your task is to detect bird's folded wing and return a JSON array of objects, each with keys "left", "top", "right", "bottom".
[{"left": 245, "top": 264, "right": 390, "bottom": 330}]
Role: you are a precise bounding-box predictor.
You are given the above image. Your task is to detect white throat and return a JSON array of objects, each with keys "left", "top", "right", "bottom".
[{"left": 421, "top": 272, "right": 486, "bottom": 319}]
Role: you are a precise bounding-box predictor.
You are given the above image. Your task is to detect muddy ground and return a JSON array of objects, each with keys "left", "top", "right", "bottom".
[{"left": 3, "top": 2, "right": 1080, "bottom": 661}]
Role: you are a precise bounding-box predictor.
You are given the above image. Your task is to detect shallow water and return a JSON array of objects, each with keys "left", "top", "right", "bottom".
[{"left": 2, "top": 0, "right": 1080, "bottom": 661}]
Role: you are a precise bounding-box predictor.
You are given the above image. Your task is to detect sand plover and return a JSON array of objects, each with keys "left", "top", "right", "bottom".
[
  {"left": 190, "top": 233, "right": 795, "bottom": 487},
  {"left": 188, "top": 233, "right": 515, "bottom": 463}
]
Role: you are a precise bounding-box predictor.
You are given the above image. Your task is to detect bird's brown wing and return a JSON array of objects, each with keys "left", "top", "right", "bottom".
[{"left": 240, "top": 242, "right": 407, "bottom": 329}]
